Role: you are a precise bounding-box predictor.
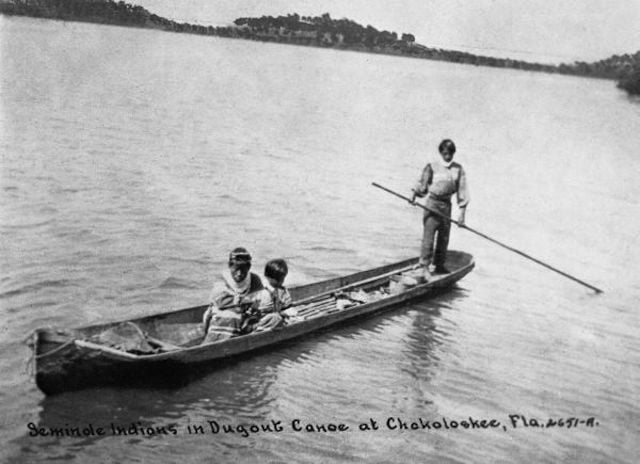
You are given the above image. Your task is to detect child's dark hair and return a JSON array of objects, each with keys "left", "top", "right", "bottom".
[
  {"left": 438, "top": 139, "right": 456, "bottom": 155},
  {"left": 264, "top": 259, "right": 288, "bottom": 282}
]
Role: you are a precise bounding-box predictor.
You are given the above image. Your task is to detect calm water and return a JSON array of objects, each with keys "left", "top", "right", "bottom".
[{"left": 1, "top": 16, "right": 639, "bottom": 463}]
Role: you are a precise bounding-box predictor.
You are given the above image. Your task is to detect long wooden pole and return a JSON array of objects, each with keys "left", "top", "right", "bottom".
[{"left": 372, "top": 182, "right": 603, "bottom": 294}]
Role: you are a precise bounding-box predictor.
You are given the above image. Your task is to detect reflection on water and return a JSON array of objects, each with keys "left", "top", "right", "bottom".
[{"left": 400, "top": 301, "right": 450, "bottom": 398}]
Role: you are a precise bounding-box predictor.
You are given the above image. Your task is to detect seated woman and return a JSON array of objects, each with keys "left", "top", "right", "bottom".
[
  {"left": 248, "top": 259, "right": 292, "bottom": 333},
  {"left": 202, "top": 247, "right": 263, "bottom": 343}
]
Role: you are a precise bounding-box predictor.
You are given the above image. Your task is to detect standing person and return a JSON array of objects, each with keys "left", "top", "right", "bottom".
[
  {"left": 202, "top": 247, "right": 264, "bottom": 343},
  {"left": 410, "top": 139, "right": 469, "bottom": 278}
]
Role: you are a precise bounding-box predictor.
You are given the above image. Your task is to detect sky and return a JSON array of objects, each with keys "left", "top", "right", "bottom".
[{"left": 134, "top": 0, "right": 640, "bottom": 64}]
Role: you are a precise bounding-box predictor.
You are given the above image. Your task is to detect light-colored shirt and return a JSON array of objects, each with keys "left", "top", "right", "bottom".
[
  {"left": 202, "top": 271, "right": 264, "bottom": 340},
  {"left": 414, "top": 161, "right": 469, "bottom": 207},
  {"left": 208, "top": 272, "right": 264, "bottom": 310},
  {"left": 256, "top": 283, "right": 292, "bottom": 314}
]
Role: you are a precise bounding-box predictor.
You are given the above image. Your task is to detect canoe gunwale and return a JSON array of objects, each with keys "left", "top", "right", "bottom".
[{"left": 37, "top": 252, "right": 474, "bottom": 362}]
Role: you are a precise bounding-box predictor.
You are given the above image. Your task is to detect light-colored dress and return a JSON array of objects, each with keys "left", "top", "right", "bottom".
[{"left": 202, "top": 271, "right": 263, "bottom": 343}]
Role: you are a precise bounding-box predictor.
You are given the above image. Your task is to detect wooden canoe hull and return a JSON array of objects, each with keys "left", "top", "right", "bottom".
[{"left": 34, "top": 251, "right": 474, "bottom": 395}]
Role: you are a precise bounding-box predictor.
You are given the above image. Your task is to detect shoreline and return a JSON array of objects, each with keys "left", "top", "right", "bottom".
[{"left": 1, "top": 0, "right": 638, "bottom": 94}]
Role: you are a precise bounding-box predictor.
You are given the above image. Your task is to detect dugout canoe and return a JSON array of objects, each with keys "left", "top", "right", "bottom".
[{"left": 31, "top": 250, "right": 474, "bottom": 395}]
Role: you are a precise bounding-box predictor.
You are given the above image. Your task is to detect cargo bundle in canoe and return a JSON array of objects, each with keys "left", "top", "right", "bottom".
[{"left": 31, "top": 251, "right": 474, "bottom": 395}]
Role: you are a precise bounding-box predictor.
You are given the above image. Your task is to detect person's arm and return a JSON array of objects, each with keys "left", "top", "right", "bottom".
[
  {"left": 255, "top": 289, "right": 274, "bottom": 313},
  {"left": 280, "top": 288, "right": 292, "bottom": 310},
  {"left": 210, "top": 282, "right": 236, "bottom": 308},
  {"left": 204, "top": 282, "right": 227, "bottom": 332},
  {"left": 202, "top": 306, "right": 213, "bottom": 334},
  {"left": 456, "top": 166, "right": 470, "bottom": 226},
  {"left": 411, "top": 164, "right": 432, "bottom": 202}
]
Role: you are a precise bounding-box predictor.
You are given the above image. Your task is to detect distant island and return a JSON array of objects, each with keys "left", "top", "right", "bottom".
[{"left": 1, "top": 0, "right": 639, "bottom": 95}]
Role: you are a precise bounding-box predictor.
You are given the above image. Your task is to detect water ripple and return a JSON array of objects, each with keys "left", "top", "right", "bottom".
[{"left": 0, "top": 279, "right": 79, "bottom": 299}]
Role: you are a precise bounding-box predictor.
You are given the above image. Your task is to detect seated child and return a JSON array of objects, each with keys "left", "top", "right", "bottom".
[{"left": 248, "top": 259, "right": 292, "bottom": 333}]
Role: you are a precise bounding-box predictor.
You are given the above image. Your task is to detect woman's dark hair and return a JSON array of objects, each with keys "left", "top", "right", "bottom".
[
  {"left": 264, "top": 259, "right": 288, "bottom": 282},
  {"left": 229, "top": 247, "right": 252, "bottom": 267},
  {"left": 438, "top": 139, "right": 456, "bottom": 155}
]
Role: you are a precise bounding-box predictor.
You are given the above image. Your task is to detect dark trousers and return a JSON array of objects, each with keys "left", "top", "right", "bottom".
[{"left": 420, "top": 199, "right": 451, "bottom": 268}]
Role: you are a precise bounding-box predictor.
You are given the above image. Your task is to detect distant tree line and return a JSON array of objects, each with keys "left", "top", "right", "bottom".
[
  {"left": 559, "top": 52, "right": 640, "bottom": 80},
  {"left": 1, "top": 0, "right": 638, "bottom": 95},
  {"left": 617, "top": 63, "right": 640, "bottom": 95},
  {"left": 0, "top": 0, "right": 152, "bottom": 25}
]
